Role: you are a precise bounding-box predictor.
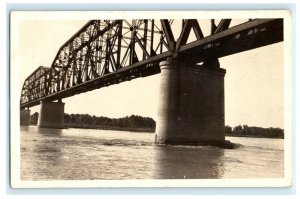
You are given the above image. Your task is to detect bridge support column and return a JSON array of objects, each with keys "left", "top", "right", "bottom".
[
  {"left": 155, "top": 60, "right": 226, "bottom": 145},
  {"left": 20, "top": 109, "right": 31, "bottom": 126},
  {"left": 38, "top": 100, "right": 65, "bottom": 129}
]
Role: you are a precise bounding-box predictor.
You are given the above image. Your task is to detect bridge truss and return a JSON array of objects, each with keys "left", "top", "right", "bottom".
[{"left": 20, "top": 18, "right": 283, "bottom": 109}]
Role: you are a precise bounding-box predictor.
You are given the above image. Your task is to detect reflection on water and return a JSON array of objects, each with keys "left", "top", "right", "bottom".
[
  {"left": 154, "top": 145, "right": 224, "bottom": 179},
  {"left": 20, "top": 126, "right": 30, "bottom": 131},
  {"left": 38, "top": 127, "right": 62, "bottom": 136},
  {"left": 20, "top": 126, "right": 284, "bottom": 180}
]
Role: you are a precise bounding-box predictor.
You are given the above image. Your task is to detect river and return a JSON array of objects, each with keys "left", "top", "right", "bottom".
[{"left": 20, "top": 126, "right": 284, "bottom": 180}]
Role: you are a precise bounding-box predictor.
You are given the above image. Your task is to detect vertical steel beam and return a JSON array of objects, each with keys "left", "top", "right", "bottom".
[
  {"left": 150, "top": 20, "right": 155, "bottom": 56},
  {"left": 104, "top": 38, "right": 110, "bottom": 74},
  {"left": 130, "top": 20, "right": 136, "bottom": 65},
  {"left": 143, "top": 20, "right": 148, "bottom": 60},
  {"left": 116, "top": 21, "right": 123, "bottom": 69}
]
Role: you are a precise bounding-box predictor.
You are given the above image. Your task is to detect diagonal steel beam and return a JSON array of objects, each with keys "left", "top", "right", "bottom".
[
  {"left": 214, "top": 19, "right": 232, "bottom": 34},
  {"left": 160, "top": 19, "right": 176, "bottom": 51},
  {"left": 176, "top": 19, "right": 204, "bottom": 53}
]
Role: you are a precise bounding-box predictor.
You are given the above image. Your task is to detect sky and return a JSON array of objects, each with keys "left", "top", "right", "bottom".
[{"left": 15, "top": 17, "right": 284, "bottom": 129}]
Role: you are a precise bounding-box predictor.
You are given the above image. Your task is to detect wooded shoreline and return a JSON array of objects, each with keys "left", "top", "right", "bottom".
[{"left": 30, "top": 112, "right": 284, "bottom": 139}]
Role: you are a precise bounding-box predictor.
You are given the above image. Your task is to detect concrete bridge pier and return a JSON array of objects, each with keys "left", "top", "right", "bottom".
[
  {"left": 38, "top": 100, "right": 65, "bottom": 129},
  {"left": 155, "top": 59, "right": 226, "bottom": 145},
  {"left": 20, "top": 109, "right": 31, "bottom": 126}
]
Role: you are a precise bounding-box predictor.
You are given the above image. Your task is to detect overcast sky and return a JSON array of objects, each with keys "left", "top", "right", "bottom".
[{"left": 15, "top": 17, "right": 284, "bottom": 128}]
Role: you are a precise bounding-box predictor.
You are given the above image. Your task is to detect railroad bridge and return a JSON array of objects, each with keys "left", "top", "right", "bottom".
[{"left": 20, "top": 19, "right": 283, "bottom": 145}]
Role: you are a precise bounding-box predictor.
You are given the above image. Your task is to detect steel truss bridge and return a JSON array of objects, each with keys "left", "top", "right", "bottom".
[{"left": 20, "top": 19, "right": 283, "bottom": 109}]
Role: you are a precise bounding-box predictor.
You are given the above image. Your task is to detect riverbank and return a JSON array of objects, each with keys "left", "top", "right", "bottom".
[
  {"left": 225, "top": 134, "right": 284, "bottom": 139},
  {"left": 31, "top": 124, "right": 283, "bottom": 138},
  {"left": 65, "top": 124, "right": 155, "bottom": 133},
  {"left": 66, "top": 125, "right": 283, "bottom": 139},
  {"left": 29, "top": 112, "right": 283, "bottom": 138}
]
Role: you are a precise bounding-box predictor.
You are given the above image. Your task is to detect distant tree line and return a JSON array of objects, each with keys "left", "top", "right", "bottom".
[
  {"left": 30, "top": 112, "right": 284, "bottom": 138},
  {"left": 30, "top": 112, "right": 156, "bottom": 132},
  {"left": 64, "top": 113, "right": 156, "bottom": 132},
  {"left": 225, "top": 125, "right": 284, "bottom": 139}
]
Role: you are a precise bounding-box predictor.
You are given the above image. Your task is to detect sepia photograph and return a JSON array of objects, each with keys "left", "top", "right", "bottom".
[{"left": 10, "top": 11, "right": 292, "bottom": 188}]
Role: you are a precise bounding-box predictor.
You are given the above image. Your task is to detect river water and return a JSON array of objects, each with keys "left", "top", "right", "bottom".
[{"left": 20, "top": 126, "right": 284, "bottom": 180}]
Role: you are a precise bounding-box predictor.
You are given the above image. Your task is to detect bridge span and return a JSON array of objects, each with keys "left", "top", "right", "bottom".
[{"left": 20, "top": 18, "right": 283, "bottom": 145}]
